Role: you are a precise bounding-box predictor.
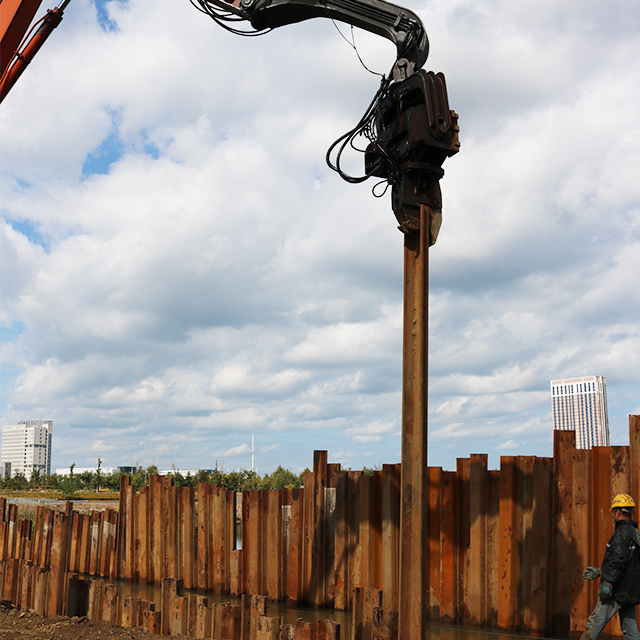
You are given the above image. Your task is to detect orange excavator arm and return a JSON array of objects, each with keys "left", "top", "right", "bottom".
[{"left": 0, "top": 0, "right": 71, "bottom": 103}]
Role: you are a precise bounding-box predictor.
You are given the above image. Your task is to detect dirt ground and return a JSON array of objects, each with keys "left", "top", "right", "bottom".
[{"left": 0, "top": 603, "right": 166, "bottom": 640}]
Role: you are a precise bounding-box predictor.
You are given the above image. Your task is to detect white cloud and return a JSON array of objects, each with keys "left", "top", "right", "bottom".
[
  {"left": 221, "top": 444, "right": 250, "bottom": 457},
  {"left": 495, "top": 440, "right": 518, "bottom": 451},
  {"left": 343, "top": 420, "right": 397, "bottom": 443},
  {"left": 261, "top": 444, "right": 280, "bottom": 454}
]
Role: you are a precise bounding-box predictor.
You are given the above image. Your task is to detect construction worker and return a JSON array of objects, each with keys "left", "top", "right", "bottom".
[{"left": 581, "top": 494, "right": 640, "bottom": 640}]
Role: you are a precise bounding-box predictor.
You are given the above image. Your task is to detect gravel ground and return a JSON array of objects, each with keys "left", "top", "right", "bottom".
[{"left": 0, "top": 604, "right": 166, "bottom": 640}]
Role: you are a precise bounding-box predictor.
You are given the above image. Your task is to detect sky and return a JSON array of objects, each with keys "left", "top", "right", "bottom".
[{"left": 1, "top": 0, "right": 639, "bottom": 474}]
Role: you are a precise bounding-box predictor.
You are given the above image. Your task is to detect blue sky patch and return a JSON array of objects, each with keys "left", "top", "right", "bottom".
[
  {"left": 6, "top": 219, "right": 50, "bottom": 251},
  {"left": 93, "top": 0, "right": 122, "bottom": 33},
  {"left": 143, "top": 139, "right": 160, "bottom": 160},
  {"left": 82, "top": 112, "right": 162, "bottom": 177},
  {"left": 0, "top": 322, "right": 26, "bottom": 343},
  {"left": 82, "top": 130, "right": 125, "bottom": 177}
]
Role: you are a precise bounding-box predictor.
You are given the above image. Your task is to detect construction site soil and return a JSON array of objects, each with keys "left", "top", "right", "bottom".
[{"left": 0, "top": 604, "right": 164, "bottom": 640}]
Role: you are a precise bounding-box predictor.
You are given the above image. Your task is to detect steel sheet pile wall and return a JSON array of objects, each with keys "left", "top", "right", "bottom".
[
  {"left": 1, "top": 415, "right": 639, "bottom": 639},
  {"left": 117, "top": 475, "right": 199, "bottom": 587},
  {"left": 0, "top": 500, "right": 120, "bottom": 616},
  {"left": 79, "top": 583, "right": 340, "bottom": 639}
]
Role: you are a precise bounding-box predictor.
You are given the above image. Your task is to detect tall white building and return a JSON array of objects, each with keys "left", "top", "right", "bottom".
[
  {"left": 550, "top": 376, "right": 609, "bottom": 449},
  {"left": 0, "top": 420, "right": 53, "bottom": 477}
]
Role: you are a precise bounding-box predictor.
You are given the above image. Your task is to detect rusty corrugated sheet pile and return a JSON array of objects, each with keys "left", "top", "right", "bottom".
[{"left": 1, "top": 415, "right": 639, "bottom": 639}]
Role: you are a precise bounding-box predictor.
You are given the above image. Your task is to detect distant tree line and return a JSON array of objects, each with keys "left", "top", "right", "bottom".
[{"left": 0, "top": 464, "right": 306, "bottom": 495}]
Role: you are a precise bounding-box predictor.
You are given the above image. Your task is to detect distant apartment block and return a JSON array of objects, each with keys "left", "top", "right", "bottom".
[
  {"left": 1, "top": 420, "right": 53, "bottom": 477},
  {"left": 0, "top": 462, "right": 11, "bottom": 478},
  {"left": 54, "top": 466, "right": 213, "bottom": 477},
  {"left": 550, "top": 376, "right": 610, "bottom": 449},
  {"left": 158, "top": 469, "right": 214, "bottom": 476},
  {"left": 55, "top": 465, "right": 137, "bottom": 476}
]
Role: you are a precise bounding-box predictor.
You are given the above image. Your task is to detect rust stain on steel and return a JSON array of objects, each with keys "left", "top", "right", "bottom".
[{"left": 497, "top": 456, "right": 517, "bottom": 629}]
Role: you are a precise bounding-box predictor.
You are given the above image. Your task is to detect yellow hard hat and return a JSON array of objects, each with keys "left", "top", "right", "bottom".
[{"left": 610, "top": 494, "right": 636, "bottom": 511}]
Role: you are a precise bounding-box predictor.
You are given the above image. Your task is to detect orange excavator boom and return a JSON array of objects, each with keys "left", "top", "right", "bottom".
[{"left": 0, "top": 0, "right": 71, "bottom": 103}]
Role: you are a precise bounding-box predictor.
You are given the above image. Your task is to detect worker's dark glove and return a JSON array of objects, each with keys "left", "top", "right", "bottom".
[
  {"left": 583, "top": 567, "right": 601, "bottom": 580},
  {"left": 599, "top": 582, "right": 613, "bottom": 601}
]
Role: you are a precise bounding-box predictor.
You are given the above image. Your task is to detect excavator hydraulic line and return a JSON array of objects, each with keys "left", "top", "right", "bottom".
[{"left": 205, "top": 0, "right": 428, "bottom": 72}]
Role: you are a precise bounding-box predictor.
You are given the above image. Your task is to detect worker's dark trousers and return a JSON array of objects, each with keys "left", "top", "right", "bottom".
[{"left": 580, "top": 598, "right": 640, "bottom": 640}]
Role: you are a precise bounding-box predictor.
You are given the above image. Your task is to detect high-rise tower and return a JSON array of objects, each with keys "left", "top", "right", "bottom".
[
  {"left": 550, "top": 376, "right": 609, "bottom": 449},
  {"left": 0, "top": 420, "right": 53, "bottom": 477}
]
